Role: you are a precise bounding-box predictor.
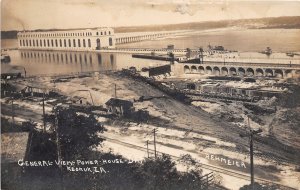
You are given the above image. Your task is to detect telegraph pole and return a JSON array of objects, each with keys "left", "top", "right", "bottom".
[
  {"left": 55, "top": 109, "right": 62, "bottom": 170},
  {"left": 146, "top": 140, "right": 149, "bottom": 158},
  {"left": 54, "top": 108, "right": 64, "bottom": 190},
  {"left": 23, "top": 67, "right": 27, "bottom": 78},
  {"left": 42, "top": 92, "right": 46, "bottom": 132},
  {"left": 11, "top": 97, "right": 15, "bottom": 127},
  {"left": 250, "top": 132, "right": 254, "bottom": 187},
  {"left": 240, "top": 118, "right": 262, "bottom": 190},
  {"left": 153, "top": 129, "right": 157, "bottom": 158},
  {"left": 114, "top": 84, "right": 117, "bottom": 98}
]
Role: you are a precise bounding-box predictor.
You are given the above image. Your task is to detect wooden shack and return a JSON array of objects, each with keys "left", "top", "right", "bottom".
[{"left": 105, "top": 98, "right": 134, "bottom": 116}]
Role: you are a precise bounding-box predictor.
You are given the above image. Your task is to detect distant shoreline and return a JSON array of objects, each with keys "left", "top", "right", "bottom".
[
  {"left": 2, "top": 26, "right": 300, "bottom": 40},
  {"left": 2, "top": 16, "right": 300, "bottom": 39}
]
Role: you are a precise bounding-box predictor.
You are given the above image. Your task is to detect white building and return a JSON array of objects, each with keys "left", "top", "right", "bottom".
[{"left": 17, "top": 27, "right": 115, "bottom": 51}]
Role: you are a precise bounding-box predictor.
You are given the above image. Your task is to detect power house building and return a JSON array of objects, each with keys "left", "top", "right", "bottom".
[{"left": 17, "top": 27, "right": 115, "bottom": 51}]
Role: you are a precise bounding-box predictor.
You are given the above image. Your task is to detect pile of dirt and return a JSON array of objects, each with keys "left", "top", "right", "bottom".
[
  {"left": 276, "top": 107, "right": 300, "bottom": 130},
  {"left": 243, "top": 103, "right": 276, "bottom": 115},
  {"left": 214, "top": 110, "right": 244, "bottom": 123}
]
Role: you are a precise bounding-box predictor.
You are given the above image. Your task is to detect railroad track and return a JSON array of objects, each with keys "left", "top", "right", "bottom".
[{"left": 102, "top": 136, "right": 297, "bottom": 190}]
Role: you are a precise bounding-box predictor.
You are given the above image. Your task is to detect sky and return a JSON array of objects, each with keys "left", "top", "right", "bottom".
[{"left": 1, "top": 0, "right": 300, "bottom": 31}]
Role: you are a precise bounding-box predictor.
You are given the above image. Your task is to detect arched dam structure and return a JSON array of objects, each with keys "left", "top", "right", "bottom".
[{"left": 173, "top": 61, "right": 300, "bottom": 78}]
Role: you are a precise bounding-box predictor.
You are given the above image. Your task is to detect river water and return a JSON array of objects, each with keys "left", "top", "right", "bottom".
[
  {"left": 118, "top": 28, "right": 300, "bottom": 52},
  {"left": 1, "top": 49, "right": 168, "bottom": 76},
  {"left": 1, "top": 29, "right": 300, "bottom": 76}
]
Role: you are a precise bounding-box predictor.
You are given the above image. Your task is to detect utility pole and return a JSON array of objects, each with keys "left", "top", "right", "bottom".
[
  {"left": 146, "top": 140, "right": 149, "bottom": 158},
  {"left": 54, "top": 108, "right": 64, "bottom": 190},
  {"left": 11, "top": 97, "right": 15, "bottom": 127},
  {"left": 42, "top": 92, "right": 46, "bottom": 132},
  {"left": 55, "top": 109, "right": 62, "bottom": 170},
  {"left": 240, "top": 118, "right": 262, "bottom": 190},
  {"left": 114, "top": 84, "right": 117, "bottom": 98},
  {"left": 23, "top": 67, "right": 27, "bottom": 78},
  {"left": 153, "top": 128, "right": 157, "bottom": 158},
  {"left": 248, "top": 117, "right": 255, "bottom": 189}
]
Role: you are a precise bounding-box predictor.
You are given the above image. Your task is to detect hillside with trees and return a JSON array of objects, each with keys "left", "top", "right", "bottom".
[{"left": 1, "top": 106, "right": 222, "bottom": 190}]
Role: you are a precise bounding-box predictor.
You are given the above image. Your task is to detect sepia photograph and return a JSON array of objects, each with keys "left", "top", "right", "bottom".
[{"left": 1, "top": 0, "right": 300, "bottom": 189}]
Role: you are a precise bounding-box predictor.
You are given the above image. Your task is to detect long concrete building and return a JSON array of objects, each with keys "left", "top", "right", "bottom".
[
  {"left": 173, "top": 62, "right": 300, "bottom": 78},
  {"left": 17, "top": 28, "right": 115, "bottom": 51}
]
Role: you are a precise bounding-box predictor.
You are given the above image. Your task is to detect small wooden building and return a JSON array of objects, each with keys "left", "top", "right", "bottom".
[{"left": 105, "top": 98, "right": 134, "bottom": 116}]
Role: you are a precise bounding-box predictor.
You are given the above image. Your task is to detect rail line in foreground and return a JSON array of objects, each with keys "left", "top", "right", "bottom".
[{"left": 102, "top": 136, "right": 297, "bottom": 190}]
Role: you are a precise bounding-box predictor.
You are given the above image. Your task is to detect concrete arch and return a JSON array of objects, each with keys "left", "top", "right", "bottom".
[
  {"left": 198, "top": 66, "right": 205, "bottom": 74},
  {"left": 206, "top": 66, "right": 212, "bottom": 74},
  {"left": 238, "top": 67, "right": 245, "bottom": 76},
  {"left": 246, "top": 68, "right": 255, "bottom": 76},
  {"left": 265, "top": 69, "right": 273, "bottom": 77},
  {"left": 191, "top": 65, "right": 197, "bottom": 73},
  {"left": 256, "top": 68, "right": 264, "bottom": 77},
  {"left": 285, "top": 70, "right": 293, "bottom": 78},
  {"left": 274, "top": 69, "right": 284, "bottom": 78},
  {"left": 221, "top": 67, "right": 228, "bottom": 75},
  {"left": 213, "top": 66, "right": 220, "bottom": 75},
  {"left": 229, "top": 67, "right": 237, "bottom": 76},
  {"left": 184, "top": 65, "right": 190, "bottom": 73}
]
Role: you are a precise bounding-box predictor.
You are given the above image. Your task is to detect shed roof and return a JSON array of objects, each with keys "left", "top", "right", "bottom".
[
  {"left": 105, "top": 98, "right": 133, "bottom": 107},
  {"left": 12, "top": 83, "right": 28, "bottom": 92}
]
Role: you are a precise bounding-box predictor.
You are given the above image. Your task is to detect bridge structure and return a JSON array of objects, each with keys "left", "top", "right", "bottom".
[
  {"left": 179, "top": 61, "right": 300, "bottom": 78},
  {"left": 115, "top": 31, "right": 186, "bottom": 45}
]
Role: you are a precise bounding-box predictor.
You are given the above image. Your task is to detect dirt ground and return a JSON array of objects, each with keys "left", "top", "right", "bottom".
[{"left": 3, "top": 72, "right": 300, "bottom": 189}]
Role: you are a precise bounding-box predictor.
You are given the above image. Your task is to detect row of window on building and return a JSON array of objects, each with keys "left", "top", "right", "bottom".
[
  {"left": 18, "top": 31, "right": 112, "bottom": 38},
  {"left": 20, "top": 51, "right": 115, "bottom": 65},
  {"left": 20, "top": 38, "right": 92, "bottom": 48},
  {"left": 21, "top": 51, "right": 94, "bottom": 64},
  {"left": 20, "top": 37, "right": 114, "bottom": 48}
]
